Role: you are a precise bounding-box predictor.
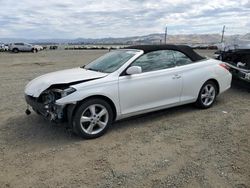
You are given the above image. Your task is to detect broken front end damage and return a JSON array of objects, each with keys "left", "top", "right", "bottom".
[{"left": 25, "top": 87, "right": 76, "bottom": 122}]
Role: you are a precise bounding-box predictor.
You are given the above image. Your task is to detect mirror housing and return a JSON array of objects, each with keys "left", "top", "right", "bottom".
[{"left": 126, "top": 66, "right": 142, "bottom": 75}]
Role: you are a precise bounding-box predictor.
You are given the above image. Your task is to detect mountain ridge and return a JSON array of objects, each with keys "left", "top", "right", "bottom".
[{"left": 0, "top": 33, "right": 249, "bottom": 44}]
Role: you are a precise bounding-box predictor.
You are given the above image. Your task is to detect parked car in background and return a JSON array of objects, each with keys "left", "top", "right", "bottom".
[
  {"left": 33, "top": 45, "right": 43, "bottom": 51},
  {"left": 49, "top": 45, "right": 58, "bottom": 50},
  {"left": 9, "top": 43, "right": 41, "bottom": 53},
  {"left": 0, "top": 43, "right": 9, "bottom": 51},
  {"left": 25, "top": 45, "right": 232, "bottom": 139},
  {"left": 215, "top": 40, "right": 250, "bottom": 83}
]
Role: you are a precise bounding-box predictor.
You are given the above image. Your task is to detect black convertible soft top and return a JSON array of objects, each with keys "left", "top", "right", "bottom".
[{"left": 125, "top": 45, "right": 205, "bottom": 62}]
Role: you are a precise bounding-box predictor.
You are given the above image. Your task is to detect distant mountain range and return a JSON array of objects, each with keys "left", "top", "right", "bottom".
[{"left": 1, "top": 33, "right": 250, "bottom": 45}]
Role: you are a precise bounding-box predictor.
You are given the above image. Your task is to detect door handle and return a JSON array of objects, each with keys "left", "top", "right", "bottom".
[{"left": 172, "top": 74, "right": 181, "bottom": 79}]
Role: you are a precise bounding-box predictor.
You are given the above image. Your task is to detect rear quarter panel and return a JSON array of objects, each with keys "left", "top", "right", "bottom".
[
  {"left": 213, "top": 60, "right": 232, "bottom": 93},
  {"left": 180, "top": 59, "right": 221, "bottom": 102}
]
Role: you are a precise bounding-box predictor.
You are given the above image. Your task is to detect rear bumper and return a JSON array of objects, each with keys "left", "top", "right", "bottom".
[{"left": 217, "top": 70, "right": 232, "bottom": 94}]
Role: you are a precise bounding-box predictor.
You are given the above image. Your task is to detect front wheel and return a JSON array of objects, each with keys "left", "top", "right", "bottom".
[
  {"left": 196, "top": 81, "right": 217, "bottom": 109},
  {"left": 72, "top": 98, "right": 113, "bottom": 139}
]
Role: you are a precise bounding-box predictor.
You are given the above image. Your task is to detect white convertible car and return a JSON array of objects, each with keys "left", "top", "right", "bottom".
[{"left": 25, "top": 45, "right": 232, "bottom": 139}]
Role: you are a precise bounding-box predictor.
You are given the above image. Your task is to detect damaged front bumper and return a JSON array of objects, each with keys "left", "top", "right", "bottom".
[{"left": 25, "top": 95, "right": 65, "bottom": 122}]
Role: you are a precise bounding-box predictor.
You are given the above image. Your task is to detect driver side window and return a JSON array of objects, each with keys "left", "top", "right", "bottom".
[{"left": 130, "top": 50, "right": 175, "bottom": 73}]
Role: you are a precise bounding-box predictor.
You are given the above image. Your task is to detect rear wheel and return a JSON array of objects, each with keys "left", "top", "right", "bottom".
[
  {"left": 12, "top": 48, "right": 19, "bottom": 53},
  {"left": 72, "top": 98, "right": 113, "bottom": 139},
  {"left": 196, "top": 81, "right": 217, "bottom": 109},
  {"left": 32, "top": 48, "right": 38, "bottom": 53}
]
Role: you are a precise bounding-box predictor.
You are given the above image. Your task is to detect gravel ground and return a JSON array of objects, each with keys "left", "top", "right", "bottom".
[{"left": 0, "top": 50, "right": 249, "bottom": 188}]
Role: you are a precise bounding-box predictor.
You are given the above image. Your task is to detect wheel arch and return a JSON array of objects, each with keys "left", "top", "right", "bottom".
[
  {"left": 67, "top": 95, "right": 117, "bottom": 124},
  {"left": 12, "top": 48, "right": 19, "bottom": 52},
  {"left": 205, "top": 78, "right": 220, "bottom": 95}
]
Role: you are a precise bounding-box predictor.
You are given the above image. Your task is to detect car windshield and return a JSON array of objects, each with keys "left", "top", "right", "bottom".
[{"left": 84, "top": 50, "right": 137, "bottom": 73}]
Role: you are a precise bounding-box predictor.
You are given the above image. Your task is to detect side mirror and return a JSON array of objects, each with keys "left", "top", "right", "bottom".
[{"left": 126, "top": 66, "right": 142, "bottom": 75}]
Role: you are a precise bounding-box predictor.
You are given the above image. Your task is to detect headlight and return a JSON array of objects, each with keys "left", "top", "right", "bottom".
[{"left": 62, "top": 87, "right": 76, "bottom": 97}]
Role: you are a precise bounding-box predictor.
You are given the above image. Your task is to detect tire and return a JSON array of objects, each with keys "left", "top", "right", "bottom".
[
  {"left": 12, "top": 48, "right": 19, "bottom": 53},
  {"left": 72, "top": 98, "right": 113, "bottom": 139},
  {"left": 195, "top": 81, "right": 218, "bottom": 109},
  {"left": 32, "top": 48, "right": 38, "bottom": 53}
]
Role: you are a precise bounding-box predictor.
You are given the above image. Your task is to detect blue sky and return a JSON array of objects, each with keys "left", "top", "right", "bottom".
[{"left": 0, "top": 0, "right": 249, "bottom": 39}]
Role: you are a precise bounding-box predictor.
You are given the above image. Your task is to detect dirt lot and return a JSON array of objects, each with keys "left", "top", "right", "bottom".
[{"left": 0, "top": 50, "right": 249, "bottom": 188}]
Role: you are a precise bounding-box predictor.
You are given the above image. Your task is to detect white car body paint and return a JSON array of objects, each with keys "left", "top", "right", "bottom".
[
  {"left": 25, "top": 68, "right": 108, "bottom": 97},
  {"left": 25, "top": 49, "right": 232, "bottom": 121}
]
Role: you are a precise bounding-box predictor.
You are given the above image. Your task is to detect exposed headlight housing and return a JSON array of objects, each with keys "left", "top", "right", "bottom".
[{"left": 61, "top": 87, "right": 76, "bottom": 97}]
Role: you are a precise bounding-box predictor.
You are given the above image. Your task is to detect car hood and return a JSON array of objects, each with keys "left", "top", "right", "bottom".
[{"left": 25, "top": 67, "right": 108, "bottom": 97}]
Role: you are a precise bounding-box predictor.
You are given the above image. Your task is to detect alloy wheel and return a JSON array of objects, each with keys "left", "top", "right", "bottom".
[
  {"left": 201, "top": 84, "right": 216, "bottom": 106},
  {"left": 80, "top": 104, "right": 109, "bottom": 135}
]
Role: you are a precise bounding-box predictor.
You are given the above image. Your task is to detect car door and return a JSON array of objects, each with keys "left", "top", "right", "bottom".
[
  {"left": 23, "top": 43, "right": 32, "bottom": 51},
  {"left": 118, "top": 50, "right": 182, "bottom": 115},
  {"left": 19, "top": 43, "right": 25, "bottom": 51},
  {"left": 172, "top": 50, "right": 208, "bottom": 102}
]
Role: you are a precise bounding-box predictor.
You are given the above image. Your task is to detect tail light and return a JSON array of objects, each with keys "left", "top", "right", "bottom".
[{"left": 219, "top": 63, "right": 230, "bottom": 71}]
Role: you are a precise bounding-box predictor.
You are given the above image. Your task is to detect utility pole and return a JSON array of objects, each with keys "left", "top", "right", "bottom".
[
  {"left": 164, "top": 26, "right": 167, "bottom": 44},
  {"left": 221, "top": 25, "right": 225, "bottom": 43}
]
